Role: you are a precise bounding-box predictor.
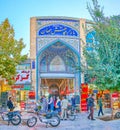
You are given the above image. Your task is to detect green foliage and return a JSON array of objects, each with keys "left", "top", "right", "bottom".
[
  {"left": 84, "top": 0, "right": 120, "bottom": 91},
  {"left": 0, "top": 18, "right": 27, "bottom": 84}
]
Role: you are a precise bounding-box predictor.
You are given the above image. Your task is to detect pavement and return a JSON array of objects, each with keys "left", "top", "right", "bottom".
[{"left": 0, "top": 108, "right": 120, "bottom": 130}]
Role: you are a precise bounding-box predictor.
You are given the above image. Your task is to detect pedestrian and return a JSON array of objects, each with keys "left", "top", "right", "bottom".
[
  {"left": 41, "top": 95, "right": 48, "bottom": 113},
  {"left": 87, "top": 94, "right": 95, "bottom": 120},
  {"left": 70, "top": 95, "right": 76, "bottom": 112},
  {"left": 61, "top": 96, "right": 69, "bottom": 120},
  {"left": 55, "top": 96, "right": 61, "bottom": 115},
  {"left": 7, "top": 97, "right": 15, "bottom": 111},
  {"left": 86, "top": 94, "right": 91, "bottom": 112},
  {"left": 48, "top": 96, "right": 54, "bottom": 112},
  {"left": 53, "top": 96, "right": 57, "bottom": 111},
  {"left": 71, "top": 95, "right": 76, "bottom": 107},
  {"left": 98, "top": 95, "right": 104, "bottom": 116}
]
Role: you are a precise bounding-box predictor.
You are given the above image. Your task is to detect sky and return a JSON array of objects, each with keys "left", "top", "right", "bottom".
[{"left": 0, "top": 0, "right": 120, "bottom": 55}]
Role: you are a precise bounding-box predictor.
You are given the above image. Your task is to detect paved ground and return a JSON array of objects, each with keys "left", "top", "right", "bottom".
[{"left": 0, "top": 109, "right": 120, "bottom": 130}]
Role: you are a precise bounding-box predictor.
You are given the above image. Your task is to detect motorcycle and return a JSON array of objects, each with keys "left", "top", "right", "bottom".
[
  {"left": 26, "top": 109, "right": 60, "bottom": 128},
  {"left": 66, "top": 105, "right": 77, "bottom": 121},
  {"left": 0, "top": 110, "right": 21, "bottom": 125},
  {"left": 114, "top": 112, "right": 120, "bottom": 118}
]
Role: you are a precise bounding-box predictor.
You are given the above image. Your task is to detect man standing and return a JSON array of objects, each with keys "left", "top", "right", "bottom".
[
  {"left": 88, "top": 94, "right": 95, "bottom": 120},
  {"left": 71, "top": 95, "right": 76, "bottom": 110},
  {"left": 7, "top": 97, "right": 14, "bottom": 111},
  {"left": 61, "top": 96, "right": 69, "bottom": 120},
  {"left": 86, "top": 94, "right": 91, "bottom": 112},
  {"left": 98, "top": 95, "right": 104, "bottom": 116}
]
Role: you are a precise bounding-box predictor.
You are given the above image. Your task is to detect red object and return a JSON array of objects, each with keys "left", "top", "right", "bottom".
[
  {"left": 81, "top": 83, "right": 88, "bottom": 112},
  {"left": 66, "top": 89, "right": 70, "bottom": 94},
  {"left": 81, "top": 100, "right": 86, "bottom": 103},
  {"left": 81, "top": 94, "right": 88, "bottom": 98},
  {"left": 81, "top": 83, "right": 88, "bottom": 88},
  {"left": 112, "top": 93, "right": 118, "bottom": 98},
  {"left": 70, "top": 90, "right": 74, "bottom": 93},
  {"left": 20, "top": 102, "right": 25, "bottom": 108},
  {"left": 82, "top": 87, "right": 88, "bottom": 92},
  {"left": 60, "top": 91, "right": 65, "bottom": 95},
  {"left": 29, "top": 91, "right": 35, "bottom": 99},
  {"left": 11, "top": 85, "right": 24, "bottom": 89}
]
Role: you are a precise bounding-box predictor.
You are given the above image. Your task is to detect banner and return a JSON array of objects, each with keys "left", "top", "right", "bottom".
[{"left": 15, "top": 70, "right": 31, "bottom": 84}]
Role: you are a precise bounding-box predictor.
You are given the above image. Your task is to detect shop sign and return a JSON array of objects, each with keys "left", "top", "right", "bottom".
[
  {"left": 17, "top": 63, "right": 30, "bottom": 70},
  {"left": 32, "top": 61, "right": 35, "bottom": 69},
  {"left": 11, "top": 85, "right": 24, "bottom": 89},
  {"left": 15, "top": 70, "right": 31, "bottom": 84},
  {"left": 24, "top": 85, "right": 31, "bottom": 90},
  {"left": 93, "top": 90, "right": 98, "bottom": 93}
]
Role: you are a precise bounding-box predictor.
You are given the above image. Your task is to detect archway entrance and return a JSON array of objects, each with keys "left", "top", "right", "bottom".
[
  {"left": 40, "top": 78, "right": 75, "bottom": 97},
  {"left": 37, "top": 40, "right": 80, "bottom": 99},
  {"left": 49, "top": 84, "right": 59, "bottom": 96}
]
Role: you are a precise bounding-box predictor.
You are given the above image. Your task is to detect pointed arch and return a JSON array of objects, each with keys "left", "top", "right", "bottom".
[
  {"left": 49, "top": 55, "right": 66, "bottom": 71},
  {"left": 37, "top": 39, "right": 80, "bottom": 59},
  {"left": 36, "top": 39, "right": 81, "bottom": 100}
]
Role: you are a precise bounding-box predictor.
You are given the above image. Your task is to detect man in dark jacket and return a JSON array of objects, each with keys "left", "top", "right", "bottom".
[
  {"left": 86, "top": 94, "right": 91, "bottom": 112},
  {"left": 7, "top": 97, "right": 14, "bottom": 111},
  {"left": 87, "top": 94, "right": 95, "bottom": 120}
]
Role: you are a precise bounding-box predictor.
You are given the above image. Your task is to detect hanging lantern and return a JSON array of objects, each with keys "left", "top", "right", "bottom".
[{"left": 60, "top": 91, "right": 64, "bottom": 95}]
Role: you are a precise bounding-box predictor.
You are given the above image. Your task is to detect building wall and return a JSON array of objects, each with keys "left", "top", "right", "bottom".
[
  {"left": 79, "top": 18, "right": 86, "bottom": 83},
  {"left": 30, "top": 17, "right": 37, "bottom": 92},
  {"left": 30, "top": 16, "right": 93, "bottom": 100}
]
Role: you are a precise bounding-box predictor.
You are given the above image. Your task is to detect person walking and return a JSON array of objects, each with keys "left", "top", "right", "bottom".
[
  {"left": 88, "top": 94, "right": 95, "bottom": 120},
  {"left": 71, "top": 95, "right": 76, "bottom": 110},
  {"left": 7, "top": 97, "right": 15, "bottom": 111},
  {"left": 86, "top": 94, "right": 91, "bottom": 112},
  {"left": 53, "top": 96, "right": 57, "bottom": 111},
  {"left": 61, "top": 96, "right": 69, "bottom": 120},
  {"left": 41, "top": 95, "right": 48, "bottom": 112},
  {"left": 48, "top": 96, "right": 54, "bottom": 112},
  {"left": 98, "top": 95, "right": 104, "bottom": 116},
  {"left": 55, "top": 96, "right": 61, "bottom": 115}
]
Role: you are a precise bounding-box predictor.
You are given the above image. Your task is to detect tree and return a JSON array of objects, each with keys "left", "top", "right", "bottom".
[
  {"left": 0, "top": 18, "right": 27, "bottom": 84},
  {"left": 83, "top": 0, "right": 120, "bottom": 91}
]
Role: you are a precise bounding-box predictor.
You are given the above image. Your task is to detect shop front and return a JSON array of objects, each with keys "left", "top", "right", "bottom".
[
  {"left": 0, "top": 80, "right": 11, "bottom": 109},
  {"left": 10, "top": 84, "right": 34, "bottom": 110},
  {"left": 88, "top": 88, "right": 120, "bottom": 110},
  {"left": 80, "top": 83, "right": 120, "bottom": 112},
  {"left": 13, "top": 61, "right": 33, "bottom": 110}
]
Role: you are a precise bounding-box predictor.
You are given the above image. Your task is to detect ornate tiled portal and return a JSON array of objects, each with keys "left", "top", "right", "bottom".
[{"left": 30, "top": 16, "right": 94, "bottom": 99}]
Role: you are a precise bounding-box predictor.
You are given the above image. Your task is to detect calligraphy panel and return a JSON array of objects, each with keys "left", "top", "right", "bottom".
[{"left": 38, "top": 24, "right": 79, "bottom": 37}]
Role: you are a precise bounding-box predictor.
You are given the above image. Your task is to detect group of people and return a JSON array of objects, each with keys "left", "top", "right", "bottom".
[
  {"left": 39, "top": 95, "right": 76, "bottom": 120},
  {"left": 86, "top": 94, "right": 104, "bottom": 120},
  {"left": 7, "top": 94, "right": 104, "bottom": 121}
]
